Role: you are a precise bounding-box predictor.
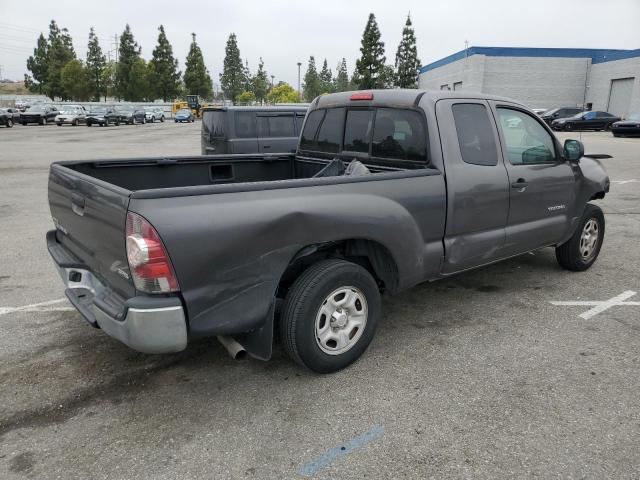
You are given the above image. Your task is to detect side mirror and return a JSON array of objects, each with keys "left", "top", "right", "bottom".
[
  {"left": 563, "top": 139, "right": 584, "bottom": 162},
  {"left": 553, "top": 113, "right": 559, "bottom": 117}
]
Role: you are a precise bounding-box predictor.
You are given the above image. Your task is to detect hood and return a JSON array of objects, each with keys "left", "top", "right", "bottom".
[{"left": 613, "top": 119, "right": 640, "bottom": 126}]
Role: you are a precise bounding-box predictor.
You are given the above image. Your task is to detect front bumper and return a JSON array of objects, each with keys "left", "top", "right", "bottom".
[{"left": 47, "top": 230, "right": 188, "bottom": 354}]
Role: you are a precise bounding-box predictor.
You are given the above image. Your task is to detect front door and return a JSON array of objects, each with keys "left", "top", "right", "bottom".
[
  {"left": 437, "top": 99, "right": 510, "bottom": 274},
  {"left": 492, "top": 104, "right": 576, "bottom": 255}
]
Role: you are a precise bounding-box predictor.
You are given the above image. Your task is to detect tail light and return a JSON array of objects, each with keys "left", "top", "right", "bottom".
[{"left": 126, "top": 212, "right": 179, "bottom": 293}]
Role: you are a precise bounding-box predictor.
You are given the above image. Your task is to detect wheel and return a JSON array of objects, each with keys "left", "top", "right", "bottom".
[
  {"left": 175, "top": 119, "right": 178, "bottom": 123},
  {"left": 564, "top": 123, "right": 572, "bottom": 131},
  {"left": 41, "top": 117, "right": 47, "bottom": 126},
  {"left": 22, "top": 122, "right": 27, "bottom": 126},
  {"left": 72, "top": 119, "right": 78, "bottom": 126},
  {"left": 6, "top": 119, "right": 13, "bottom": 128},
  {"left": 279, "top": 259, "right": 381, "bottom": 373},
  {"left": 115, "top": 122, "right": 120, "bottom": 126},
  {"left": 613, "top": 133, "right": 620, "bottom": 137},
  {"left": 556, "top": 204, "right": 605, "bottom": 271},
  {"left": 87, "top": 122, "right": 91, "bottom": 127},
  {"left": 160, "top": 116, "right": 164, "bottom": 123},
  {"left": 142, "top": 117, "right": 146, "bottom": 124}
]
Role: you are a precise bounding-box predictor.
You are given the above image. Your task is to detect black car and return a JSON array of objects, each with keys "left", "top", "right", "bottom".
[
  {"left": 0, "top": 108, "right": 15, "bottom": 128},
  {"left": 4, "top": 108, "right": 22, "bottom": 123},
  {"left": 112, "top": 105, "right": 146, "bottom": 125},
  {"left": 86, "top": 106, "right": 117, "bottom": 127},
  {"left": 540, "top": 107, "right": 584, "bottom": 126},
  {"left": 551, "top": 111, "right": 621, "bottom": 131},
  {"left": 611, "top": 112, "right": 640, "bottom": 137},
  {"left": 21, "top": 105, "right": 59, "bottom": 125}
]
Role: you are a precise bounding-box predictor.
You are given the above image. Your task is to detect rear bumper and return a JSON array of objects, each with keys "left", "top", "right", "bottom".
[{"left": 47, "top": 230, "right": 188, "bottom": 354}]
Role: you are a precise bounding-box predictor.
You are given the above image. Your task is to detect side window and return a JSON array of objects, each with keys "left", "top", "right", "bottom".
[
  {"left": 452, "top": 103, "right": 499, "bottom": 166},
  {"left": 299, "top": 110, "right": 324, "bottom": 151},
  {"left": 294, "top": 114, "right": 305, "bottom": 134},
  {"left": 234, "top": 112, "right": 257, "bottom": 138},
  {"left": 584, "top": 111, "right": 596, "bottom": 120},
  {"left": 371, "top": 108, "right": 427, "bottom": 162},
  {"left": 315, "top": 108, "right": 344, "bottom": 153},
  {"left": 344, "top": 109, "right": 373, "bottom": 153},
  {"left": 269, "top": 115, "right": 295, "bottom": 137},
  {"left": 497, "top": 108, "right": 556, "bottom": 165}
]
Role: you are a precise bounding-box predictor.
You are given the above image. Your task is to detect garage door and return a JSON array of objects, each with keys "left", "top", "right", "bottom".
[{"left": 607, "top": 77, "right": 635, "bottom": 118}]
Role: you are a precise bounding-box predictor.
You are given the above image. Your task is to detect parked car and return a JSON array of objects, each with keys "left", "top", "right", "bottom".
[
  {"left": 4, "top": 107, "right": 22, "bottom": 122},
  {"left": 144, "top": 106, "right": 165, "bottom": 123},
  {"left": 0, "top": 108, "right": 15, "bottom": 128},
  {"left": 47, "top": 89, "right": 609, "bottom": 373},
  {"left": 611, "top": 112, "right": 640, "bottom": 137},
  {"left": 86, "top": 106, "right": 116, "bottom": 127},
  {"left": 115, "top": 105, "right": 146, "bottom": 124},
  {"left": 56, "top": 106, "right": 87, "bottom": 126},
  {"left": 175, "top": 108, "right": 195, "bottom": 123},
  {"left": 540, "top": 107, "right": 584, "bottom": 126},
  {"left": 532, "top": 108, "right": 548, "bottom": 116},
  {"left": 551, "top": 111, "right": 620, "bottom": 131},
  {"left": 21, "top": 104, "right": 59, "bottom": 125},
  {"left": 201, "top": 106, "right": 308, "bottom": 154}
]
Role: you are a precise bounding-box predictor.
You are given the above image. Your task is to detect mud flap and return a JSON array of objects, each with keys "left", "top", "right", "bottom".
[{"left": 234, "top": 301, "right": 275, "bottom": 361}]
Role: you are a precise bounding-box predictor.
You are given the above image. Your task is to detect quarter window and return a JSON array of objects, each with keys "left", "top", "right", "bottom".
[
  {"left": 452, "top": 103, "right": 499, "bottom": 166},
  {"left": 258, "top": 115, "right": 295, "bottom": 137},
  {"left": 497, "top": 108, "right": 556, "bottom": 165},
  {"left": 371, "top": 108, "right": 427, "bottom": 162},
  {"left": 234, "top": 112, "right": 257, "bottom": 138}
]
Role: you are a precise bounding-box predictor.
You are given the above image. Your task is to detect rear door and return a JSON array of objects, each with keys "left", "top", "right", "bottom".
[
  {"left": 229, "top": 111, "right": 258, "bottom": 153},
  {"left": 436, "top": 99, "right": 510, "bottom": 273},
  {"left": 49, "top": 164, "right": 135, "bottom": 297},
  {"left": 257, "top": 112, "right": 297, "bottom": 153},
  {"left": 491, "top": 103, "right": 576, "bottom": 254}
]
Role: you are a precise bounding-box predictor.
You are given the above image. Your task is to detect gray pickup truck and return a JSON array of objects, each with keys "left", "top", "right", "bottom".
[{"left": 47, "top": 90, "right": 610, "bottom": 373}]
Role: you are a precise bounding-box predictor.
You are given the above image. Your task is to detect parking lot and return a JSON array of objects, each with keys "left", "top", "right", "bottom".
[{"left": 0, "top": 122, "right": 639, "bottom": 479}]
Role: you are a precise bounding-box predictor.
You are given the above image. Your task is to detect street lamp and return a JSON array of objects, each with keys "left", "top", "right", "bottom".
[
  {"left": 297, "top": 62, "right": 302, "bottom": 98},
  {"left": 270, "top": 75, "right": 275, "bottom": 89}
]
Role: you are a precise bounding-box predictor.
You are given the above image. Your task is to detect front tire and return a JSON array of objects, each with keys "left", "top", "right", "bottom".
[
  {"left": 280, "top": 259, "right": 381, "bottom": 373},
  {"left": 556, "top": 204, "right": 605, "bottom": 271},
  {"left": 6, "top": 119, "right": 13, "bottom": 128}
]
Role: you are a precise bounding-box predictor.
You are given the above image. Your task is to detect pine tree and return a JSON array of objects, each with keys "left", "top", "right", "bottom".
[
  {"left": 303, "top": 56, "right": 321, "bottom": 101},
  {"left": 25, "top": 33, "right": 49, "bottom": 95},
  {"left": 219, "top": 33, "right": 245, "bottom": 103},
  {"left": 395, "top": 14, "right": 421, "bottom": 88},
  {"left": 46, "top": 20, "right": 76, "bottom": 100},
  {"left": 116, "top": 24, "right": 142, "bottom": 101},
  {"left": 60, "top": 59, "right": 91, "bottom": 101},
  {"left": 128, "top": 58, "right": 152, "bottom": 101},
  {"left": 354, "top": 13, "right": 386, "bottom": 89},
  {"left": 252, "top": 57, "right": 269, "bottom": 104},
  {"left": 334, "top": 58, "right": 350, "bottom": 92},
  {"left": 243, "top": 59, "right": 252, "bottom": 92},
  {"left": 184, "top": 33, "right": 213, "bottom": 99},
  {"left": 149, "top": 25, "right": 181, "bottom": 101},
  {"left": 86, "top": 28, "right": 106, "bottom": 101},
  {"left": 319, "top": 59, "right": 333, "bottom": 93}
]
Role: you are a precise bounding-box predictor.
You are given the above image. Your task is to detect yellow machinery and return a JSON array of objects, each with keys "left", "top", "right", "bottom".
[{"left": 172, "top": 95, "right": 214, "bottom": 119}]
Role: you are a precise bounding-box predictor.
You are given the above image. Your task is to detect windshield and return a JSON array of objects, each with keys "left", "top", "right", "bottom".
[
  {"left": 116, "top": 105, "right": 133, "bottom": 111},
  {"left": 60, "top": 109, "right": 79, "bottom": 114},
  {"left": 90, "top": 108, "right": 106, "bottom": 114},
  {"left": 28, "top": 106, "right": 46, "bottom": 113},
  {"left": 627, "top": 113, "right": 640, "bottom": 121},
  {"left": 543, "top": 108, "right": 559, "bottom": 116},
  {"left": 178, "top": 109, "right": 191, "bottom": 114}
]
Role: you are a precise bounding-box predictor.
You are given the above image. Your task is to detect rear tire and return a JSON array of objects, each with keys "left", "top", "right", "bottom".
[
  {"left": 41, "top": 117, "right": 47, "bottom": 126},
  {"left": 279, "top": 259, "right": 381, "bottom": 373},
  {"left": 556, "top": 204, "right": 605, "bottom": 271},
  {"left": 6, "top": 119, "right": 13, "bottom": 128}
]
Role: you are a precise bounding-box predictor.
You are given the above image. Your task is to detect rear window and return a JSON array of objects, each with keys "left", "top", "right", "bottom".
[
  {"left": 315, "top": 108, "right": 344, "bottom": 153},
  {"left": 452, "top": 103, "right": 499, "bottom": 166},
  {"left": 371, "top": 108, "right": 427, "bottom": 162},
  {"left": 203, "top": 110, "right": 226, "bottom": 138},
  {"left": 234, "top": 111, "right": 257, "bottom": 138},
  {"left": 344, "top": 109, "right": 373, "bottom": 153},
  {"left": 300, "top": 110, "right": 324, "bottom": 150}
]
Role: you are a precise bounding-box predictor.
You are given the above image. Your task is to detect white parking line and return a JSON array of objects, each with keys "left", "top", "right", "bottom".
[
  {"left": 0, "top": 298, "right": 74, "bottom": 316},
  {"left": 611, "top": 179, "right": 638, "bottom": 184},
  {"left": 550, "top": 290, "right": 640, "bottom": 319}
]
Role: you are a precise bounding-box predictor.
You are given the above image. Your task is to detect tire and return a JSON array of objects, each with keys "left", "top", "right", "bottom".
[
  {"left": 22, "top": 122, "right": 27, "bottom": 126},
  {"left": 160, "top": 116, "right": 164, "bottom": 123},
  {"left": 280, "top": 259, "right": 381, "bottom": 373},
  {"left": 142, "top": 117, "right": 146, "bottom": 124},
  {"left": 6, "top": 119, "right": 13, "bottom": 128},
  {"left": 556, "top": 204, "right": 605, "bottom": 271},
  {"left": 115, "top": 121, "right": 120, "bottom": 126},
  {"left": 87, "top": 122, "right": 91, "bottom": 127},
  {"left": 41, "top": 117, "right": 47, "bottom": 126},
  {"left": 56, "top": 123, "right": 62, "bottom": 127},
  {"left": 564, "top": 123, "right": 572, "bottom": 131},
  {"left": 613, "top": 133, "right": 620, "bottom": 137},
  {"left": 72, "top": 119, "right": 78, "bottom": 126}
]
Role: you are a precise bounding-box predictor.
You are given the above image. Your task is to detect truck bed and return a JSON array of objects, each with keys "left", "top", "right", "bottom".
[{"left": 62, "top": 154, "right": 413, "bottom": 193}]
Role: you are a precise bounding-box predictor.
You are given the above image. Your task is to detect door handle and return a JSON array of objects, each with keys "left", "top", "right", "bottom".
[
  {"left": 511, "top": 178, "right": 528, "bottom": 189},
  {"left": 263, "top": 145, "right": 271, "bottom": 149}
]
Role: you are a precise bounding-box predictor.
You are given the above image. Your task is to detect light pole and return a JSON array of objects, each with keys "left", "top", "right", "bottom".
[
  {"left": 297, "top": 62, "right": 302, "bottom": 99},
  {"left": 270, "top": 75, "right": 275, "bottom": 89}
]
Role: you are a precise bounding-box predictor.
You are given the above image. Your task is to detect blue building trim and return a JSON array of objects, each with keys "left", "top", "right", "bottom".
[{"left": 420, "top": 46, "right": 640, "bottom": 74}]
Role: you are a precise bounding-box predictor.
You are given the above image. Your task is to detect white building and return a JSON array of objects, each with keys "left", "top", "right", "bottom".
[{"left": 418, "top": 47, "right": 640, "bottom": 117}]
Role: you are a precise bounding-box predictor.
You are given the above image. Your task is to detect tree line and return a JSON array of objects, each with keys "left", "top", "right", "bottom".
[{"left": 24, "top": 13, "right": 421, "bottom": 104}]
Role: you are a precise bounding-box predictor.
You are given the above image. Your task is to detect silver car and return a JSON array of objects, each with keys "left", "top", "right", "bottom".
[
  {"left": 56, "top": 106, "right": 87, "bottom": 126},
  {"left": 144, "top": 106, "right": 165, "bottom": 123}
]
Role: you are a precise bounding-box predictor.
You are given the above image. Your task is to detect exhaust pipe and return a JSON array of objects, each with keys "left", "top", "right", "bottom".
[{"left": 217, "top": 335, "right": 247, "bottom": 360}]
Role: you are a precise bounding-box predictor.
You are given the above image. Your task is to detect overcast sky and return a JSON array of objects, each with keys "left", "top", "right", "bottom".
[{"left": 1, "top": 0, "right": 639, "bottom": 86}]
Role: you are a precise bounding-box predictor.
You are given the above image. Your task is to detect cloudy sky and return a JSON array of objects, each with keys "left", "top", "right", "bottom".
[{"left": 1, "top": 0, "right": 639, "bottom": 86}]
